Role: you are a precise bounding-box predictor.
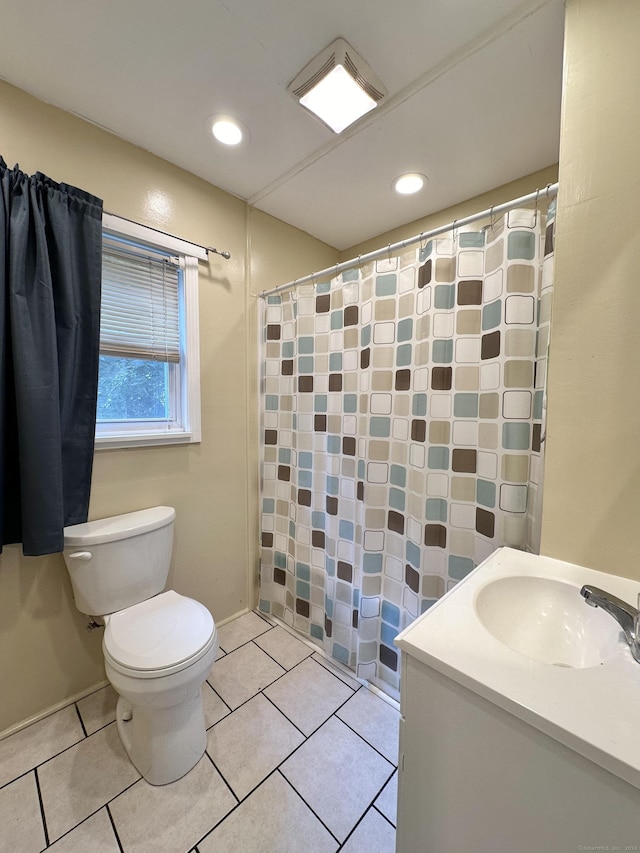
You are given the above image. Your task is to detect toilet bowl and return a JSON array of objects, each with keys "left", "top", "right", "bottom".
[
  {"left": 63, "top": 507, "right": 217, "bottom": 785},
  {"left": 103, "top": 589, "right": 218, "bottom": 785}
]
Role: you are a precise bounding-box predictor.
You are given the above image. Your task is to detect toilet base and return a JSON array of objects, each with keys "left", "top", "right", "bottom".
[
  {"left": 105, "top": 632, "right": 218, "bottom": 787},
  {"left": 116, "top": 690, "right": 207, "bottom": 786}
]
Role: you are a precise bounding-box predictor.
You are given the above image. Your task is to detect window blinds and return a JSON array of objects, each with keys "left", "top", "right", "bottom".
[{"left": 100, "top": 244, "right": 181, "bottom": 363}]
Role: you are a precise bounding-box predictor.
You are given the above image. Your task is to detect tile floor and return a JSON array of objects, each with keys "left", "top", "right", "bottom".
[{"left": 0, "top": 610, "right": 400, "bottom": 852}]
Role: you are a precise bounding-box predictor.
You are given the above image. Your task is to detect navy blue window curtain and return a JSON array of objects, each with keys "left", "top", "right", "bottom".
[{"left": 0, "top": 157, "right": 103, "bottom": 556}]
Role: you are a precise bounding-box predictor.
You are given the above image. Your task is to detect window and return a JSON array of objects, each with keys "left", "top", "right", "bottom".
[{"left": 95, "top": 214, "right": 202, "bottom": 448}]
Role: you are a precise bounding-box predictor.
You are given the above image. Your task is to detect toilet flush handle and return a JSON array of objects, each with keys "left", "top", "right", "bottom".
[{"left": 68, "top": 551, "right": 92, "bottom": 561}]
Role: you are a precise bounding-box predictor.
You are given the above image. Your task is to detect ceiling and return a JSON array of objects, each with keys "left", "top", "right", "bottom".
[{"left": 0, "top": 0, "right": 565, "bottom": 251}]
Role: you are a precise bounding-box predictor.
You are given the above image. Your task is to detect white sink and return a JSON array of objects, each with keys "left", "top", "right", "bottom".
[
  {"left": 395, "top": 547, "right": 640, "bottom": 790},
  {"left": 474, "top": 575, "right": 620, "bottom": 668}
]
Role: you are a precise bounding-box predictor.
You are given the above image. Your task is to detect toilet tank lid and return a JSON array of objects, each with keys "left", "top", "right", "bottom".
[{"left": 64, "top": 506, "right": 176, "bottom": 546}]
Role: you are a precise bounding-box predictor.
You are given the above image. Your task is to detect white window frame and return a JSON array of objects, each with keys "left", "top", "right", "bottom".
[{"left": 95, "top": 213, "right": 202, "bottom": 450}]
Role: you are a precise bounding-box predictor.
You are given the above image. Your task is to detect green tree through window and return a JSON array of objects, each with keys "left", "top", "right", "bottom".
[{"left": 97, "top": 356, "right": 169, "bottom": 420}]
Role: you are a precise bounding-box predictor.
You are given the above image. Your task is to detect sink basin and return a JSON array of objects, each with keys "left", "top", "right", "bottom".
[
  {"left": 474, "top": 575, "right": 620, "bottom": 668},
  {"left": 395, "top": 548, "right": 640, "bottom": 792}
]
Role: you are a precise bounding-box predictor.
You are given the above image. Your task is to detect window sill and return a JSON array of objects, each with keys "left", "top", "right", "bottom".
[{"left": 95, "top": 431, "right": 198, "bottom": 450}]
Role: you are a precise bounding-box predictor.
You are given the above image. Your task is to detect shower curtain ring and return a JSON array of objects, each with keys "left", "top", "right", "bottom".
[
  {"left": 533, "top": 189, "right": 539, "bottom": 227},
  {"left": 387, "top": 243, "right": 392, "bottom": 262},
  {"left": 452, "top": 219, "right": 458, "bottom": 242},
  {"left": 357, "top": 254, "right": 362, "bottom": 269}
]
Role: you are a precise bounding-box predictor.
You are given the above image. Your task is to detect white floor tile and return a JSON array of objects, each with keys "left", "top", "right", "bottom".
[
  {"left": 336, "top": 688, "right": 400, "bottom": 763},
  {"left": 47, "top": 808, "right": 120, "bottom": 852},
  {"left": 39, "top": 722, "right": 140, "bottom": 842},
  {"left": 216, "top": 611, "right": 271, "bottom": 652},
  {"left": 280, "top": 716, "right": 394, "bottom": 843},
  {"left": 0, "top": 705, "right": 85, "bottom": 788},
  {"left": 341, "top": 807, "right": 396, "bottom": 853},
  {"left": 207, "top": 694, "right": 304, "bottom": 800},
  {"left": 374, "top": 770, "right": 398, "bottom": 826},
  {"left": 311, "top": 652, "right": 362, "bottom": 690},
  {"left": 76, "top": 684, "right": 118, "bottom": 735},
  {"left": 202, "top": 682, "right": 230, "bottom": 729},
  {"left": 110, "top": 755, "right": 236, "bottom": 853},
  {"left": 198, "top": 771, "right": 338, "bottom": 853},
  {"left": 254, "top": 609, "right": 277, "bottom": 626},
  {"left": 4, "top": 611, "right": 403, "bottom": 851},
  {"left": 263, "top": 658, "right": 353, "bottom": 735},
  {"left": 0, "top": 772, "right": 45, "bottom": 853},
  {"left": 207, "top": 641, "right": 285, "bottom": 710},
  {"left": 254, "top": 625, "right": 314, "bottom": 670}
]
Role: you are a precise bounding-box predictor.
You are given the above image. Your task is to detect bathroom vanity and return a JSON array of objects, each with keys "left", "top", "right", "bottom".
[{"left": 394, "top": 548, "right": 640, "bottom": 853}]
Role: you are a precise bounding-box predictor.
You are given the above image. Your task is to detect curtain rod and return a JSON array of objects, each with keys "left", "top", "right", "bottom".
[
  {"left": 259, "top": 182, "right": 558, "bottom": 299},
  {"left": 103, "top": 210, "right": 231, "bottom": 260}
]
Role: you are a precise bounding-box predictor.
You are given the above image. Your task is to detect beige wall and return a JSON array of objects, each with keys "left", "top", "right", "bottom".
[
  {"left": 0, "top": 81, "right": 338, "bottom": 733},
  {"left": 540, "top": 0, "right": 640, "bottom": 576}
]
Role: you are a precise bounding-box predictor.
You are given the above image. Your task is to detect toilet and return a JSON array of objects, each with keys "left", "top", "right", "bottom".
[{"left": 62, "top": 506, "right": 218, "bottom": 786}]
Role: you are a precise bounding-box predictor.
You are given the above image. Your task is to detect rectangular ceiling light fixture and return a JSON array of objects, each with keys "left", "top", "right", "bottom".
[{"left": 288, "top": 38, "right": 387, "bottom": 134}]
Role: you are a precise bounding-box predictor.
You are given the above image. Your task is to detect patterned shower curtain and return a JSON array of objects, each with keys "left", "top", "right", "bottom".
[{"left": 259, "top": 203, "right": 555, "bottom": 699}]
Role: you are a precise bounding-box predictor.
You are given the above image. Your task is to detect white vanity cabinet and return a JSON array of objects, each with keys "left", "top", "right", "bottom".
[{"left": 395, "top": 548, "right": 640, "bottom": 853}]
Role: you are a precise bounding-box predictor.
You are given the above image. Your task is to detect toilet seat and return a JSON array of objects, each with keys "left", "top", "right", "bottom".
[{"left": 104, "top": 590, "right": 216, "bottom": 679}]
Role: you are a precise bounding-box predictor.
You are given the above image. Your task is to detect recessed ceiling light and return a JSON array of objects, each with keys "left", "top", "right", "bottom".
[
  {"left": 212, "top": 118, "right": 244, "bottom": 146},
  {"left": 288, "top": 38, "right": 386, "bottom": 134},
  {"left": 393, "top": 173, "right": 428, "bottom": 195}
]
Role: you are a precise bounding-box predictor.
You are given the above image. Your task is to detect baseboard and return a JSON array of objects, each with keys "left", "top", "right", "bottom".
[
  {"left": 216, "top": 606, "right": 251, "bottom": 628},
  {"left": 0, "top": 679, "right": 110, "bottom": 742}
]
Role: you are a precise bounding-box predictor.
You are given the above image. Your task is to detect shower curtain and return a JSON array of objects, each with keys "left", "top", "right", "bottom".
[{"left": 259, "top": 203, "right": 555, "bottom": 698}]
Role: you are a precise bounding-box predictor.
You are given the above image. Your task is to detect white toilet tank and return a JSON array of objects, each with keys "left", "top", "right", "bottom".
[{"left": 63, "top": 506, "right": 176, "bottom": 616}]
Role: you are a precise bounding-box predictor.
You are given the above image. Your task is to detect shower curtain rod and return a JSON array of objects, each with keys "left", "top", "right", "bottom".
[{"left": 259, "top": 182, "right": 558, "bottom": 299}]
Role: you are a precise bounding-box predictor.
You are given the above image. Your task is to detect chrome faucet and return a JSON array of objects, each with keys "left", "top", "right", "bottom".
[{"left": 580, "top": 586, "right": 640, "bottom": 663}]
